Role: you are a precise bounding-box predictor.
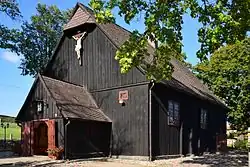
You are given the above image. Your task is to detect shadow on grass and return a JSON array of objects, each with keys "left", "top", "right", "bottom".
[{"left": 182, "top": 150, "right": 248, "bottom": 167}]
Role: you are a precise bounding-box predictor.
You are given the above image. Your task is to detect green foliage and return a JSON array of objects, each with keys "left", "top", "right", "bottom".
[
  {"left": 89, "top": 0, "right": 187, "bottom": 81},
  {"left": 8, "top": 4, "right": 71, "bottom": 76},
  {"left": 89, "top": 0, "right": 249, "bottom": 81},
  {"left": 0, "top": 2, "right": 71, "bottom": 76},
  {"left": 0, "top": 0, "right": 21, "bottom": 50},
  {"left": 227, "top": 132, "right": 236, "bottom": 139},
  {"left": 196, "top": 38, "right": 250, "bottom": 130},
  {"left": 234, "top": 139, "right": 248, "bottom": 150},
  {"left": 0, "top": 0, "right": 21, "bottom": 20},
  {"left": 193, "top": 0, "right": 250, "bottom": 60},
  {"left": 115, "top": 31, "right": 148, "bottom": 73}
]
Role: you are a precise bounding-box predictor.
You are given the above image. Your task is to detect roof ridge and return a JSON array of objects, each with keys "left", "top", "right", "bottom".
[
  {"left": 41, "top": 75, "right": 85, "bottom": 90},
  {"left": 78, "top": 3, "right": 95, "bottom": 20},
  {"left": 78, "top": 2, "right": 132, "bottom": 34},
  {"left": 66, "top": 3, "right": 81, "bottom": 24}
]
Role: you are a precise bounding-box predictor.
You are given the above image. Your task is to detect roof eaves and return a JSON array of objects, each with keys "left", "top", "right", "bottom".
[{"left": 39, "top": 74, "right": 56, "bottom": 100}]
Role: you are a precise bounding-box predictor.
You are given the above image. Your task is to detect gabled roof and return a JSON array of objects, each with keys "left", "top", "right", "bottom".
[
  {"left": 16, "top": 74, "right": 111, "bottom": 122},
  {"left": 63, "top": 3, "right": 226, "bottom": 107}
]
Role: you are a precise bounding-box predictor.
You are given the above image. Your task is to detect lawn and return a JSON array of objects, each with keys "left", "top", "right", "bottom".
[{"left": 0, "top": 123, "right": 21, "bottom": 140}]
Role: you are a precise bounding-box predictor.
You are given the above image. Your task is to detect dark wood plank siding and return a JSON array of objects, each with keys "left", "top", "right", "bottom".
[
  {"left": 56, "top": 119, "right": 65, "bottom": 148},
  {"left": 19, "top": 79, "right": 60, "bottom": 121},
  {"left": 92, "top": 84, "right": 149, "bottom": 156},
  {"left": 151, "top": 84, "right": 180, "bottom": 156},
  {"left": 45, "top": 25, "right": 147, "bottom": 90},
  {"left": 46, "top": 35, "right": 84, "bottom": 86},
  {"left": 152, "top": 83, "right": 226, "bottom": 156}
]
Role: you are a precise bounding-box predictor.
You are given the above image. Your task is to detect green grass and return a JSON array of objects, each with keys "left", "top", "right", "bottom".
[
  {"left": 0, "top": 123, "right": 21, "bottom": 140},
  {"left": 0, "top": 115, "right": 21, "bottom": 140}
]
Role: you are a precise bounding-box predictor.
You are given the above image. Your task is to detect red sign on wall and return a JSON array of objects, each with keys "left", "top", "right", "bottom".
[{"left": 119, "top": 90, "right": 128, "bottom": 101}]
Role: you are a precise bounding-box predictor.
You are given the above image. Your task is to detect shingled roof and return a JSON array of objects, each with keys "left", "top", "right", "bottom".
[
  {"left": 41, "top": 76, "right": 111, "bottom": 122},
  {"left": 64, "top": 3, "right": 225, "bottom": 107}
]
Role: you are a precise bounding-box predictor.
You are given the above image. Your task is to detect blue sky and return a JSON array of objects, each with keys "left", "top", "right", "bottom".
[{"left": 0, "top": 0, "right": 201, "bottom": 117}]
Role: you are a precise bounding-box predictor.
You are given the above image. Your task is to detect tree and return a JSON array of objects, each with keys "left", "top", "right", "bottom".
[
  {"left": 11, "top": 4, "right": 71, "bottom": 76},
  {"left": 195, "top": 0, "right": 250, "bottom": 60},
  {"left": 196, "top": 38, "right": 250, "bottom": 130},
  {"left": 89, "top": 0, "right": 249, "bottom": 81},
  {"left": 0, "top": 0, "right": 21, "bottom": 50}
]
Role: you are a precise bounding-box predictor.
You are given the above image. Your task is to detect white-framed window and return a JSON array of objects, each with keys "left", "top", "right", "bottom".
[
  {"left": 200, "top": 108, "right": 208, "bottom": 129},
  {"left": 168, "top": 100, "right": 180, "bottom": 126}
]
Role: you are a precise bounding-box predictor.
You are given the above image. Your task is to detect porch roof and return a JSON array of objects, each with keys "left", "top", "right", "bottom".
[{"left": 42, "top": 76, "right": 111, "bottom": 122}]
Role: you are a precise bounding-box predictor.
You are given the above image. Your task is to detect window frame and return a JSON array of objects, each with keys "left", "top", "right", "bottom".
[
  {"left": 168, "top": 100, "right": 180, "bottom": 126},
  {"left": 200, "top": 108, "right": 208, "bottom": 129}
]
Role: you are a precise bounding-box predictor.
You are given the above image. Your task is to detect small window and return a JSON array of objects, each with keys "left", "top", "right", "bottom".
[
  {"left": 36, "top": 100, "right": 44, "bottom": 113},
  {"left": 168, "top": 100, "right": 180, "bottom": 126},
  {"left": 200, "top": 109, "right": 208, "bottom": 129}
]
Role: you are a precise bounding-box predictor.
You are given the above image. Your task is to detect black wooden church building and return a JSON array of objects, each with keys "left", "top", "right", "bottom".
[{"left": 16, "top": 3, "right": 227, "bottom": 160}]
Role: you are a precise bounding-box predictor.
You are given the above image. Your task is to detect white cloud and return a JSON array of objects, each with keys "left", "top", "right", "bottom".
[{"left": 1, "top": 51, "right": 20, "bottom": 64}]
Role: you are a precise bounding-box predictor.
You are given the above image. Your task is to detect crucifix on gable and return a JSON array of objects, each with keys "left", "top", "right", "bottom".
[{"left": 72, "top": 31, "right": 87, "bottom": 65}]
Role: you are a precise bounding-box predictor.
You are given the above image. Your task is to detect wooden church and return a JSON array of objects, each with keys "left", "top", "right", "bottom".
[{"left": 16, "top": 3, "right": 227, "bottom": 160}]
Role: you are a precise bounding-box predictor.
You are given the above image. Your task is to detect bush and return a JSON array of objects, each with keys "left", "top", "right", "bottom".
[
  {"left": 227, "top": 132, "right": 236, "bottom": 139},
  {"left": 234, "top": 139, "right": 248, "bottom": 150}
]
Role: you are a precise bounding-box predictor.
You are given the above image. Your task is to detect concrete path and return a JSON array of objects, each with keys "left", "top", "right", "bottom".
[{"left": 0, "top": 150, "right": 247, "bottom": 167}]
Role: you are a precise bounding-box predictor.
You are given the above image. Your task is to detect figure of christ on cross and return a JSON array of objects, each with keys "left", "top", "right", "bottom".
[{"left": 72, "top": 31, "right": 87, "bottom": 65}]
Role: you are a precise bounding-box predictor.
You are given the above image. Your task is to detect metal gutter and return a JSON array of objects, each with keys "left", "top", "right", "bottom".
[{"left": 148, "top": 80, "right": 155, "bottom": 161}]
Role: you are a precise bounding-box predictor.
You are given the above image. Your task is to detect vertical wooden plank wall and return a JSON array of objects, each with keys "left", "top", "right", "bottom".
[
  {"left": 43, "top": 25, "right": 149, "bottom": 157},
  {"left": 45, "top": 26, "right": 147, "bottom": 90},
  {"left": 18, "top": 79, "right": 61, "bottom": 122},
  {"left": 151, "top": 83, "right": 226, "bottom": 156},
  {"left": 151, "top": 84, "right": 180, "bottom": 156},
  {"left": 92, "top": 84, "right": 149, "bottom": 156},
  {"left": 56, "top": 119, "right": 64, "bottom": 148}
]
